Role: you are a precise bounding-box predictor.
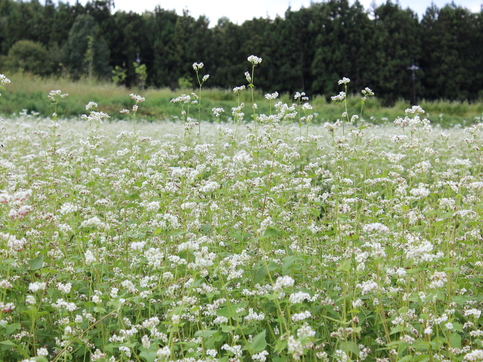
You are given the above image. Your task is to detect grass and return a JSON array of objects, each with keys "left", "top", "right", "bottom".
[
  {"left": 1, "top": 65, "right": 483, "bottom": 361},
  {"left": 2, "top": 73, "right": 483, "bottom": 127}
]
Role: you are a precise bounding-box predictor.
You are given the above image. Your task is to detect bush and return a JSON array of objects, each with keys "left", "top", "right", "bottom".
[{"left": 5, "top": 40, "right": 49, "bottom": 75}]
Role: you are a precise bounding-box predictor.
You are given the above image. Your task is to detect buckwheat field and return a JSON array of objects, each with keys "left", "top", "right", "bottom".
[{"left": 1, "top": 59, "right": 483, "bottom": 362}]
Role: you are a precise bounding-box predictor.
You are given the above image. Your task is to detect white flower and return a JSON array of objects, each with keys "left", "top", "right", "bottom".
[
  {"left": 192, "top": 62, "right": 204, "bottom": 71},
  {"left": 252, "top": 350, "right": 269, "bottom": 361},
  {"left": 302, "top": 102, "right": 313, "bottom": 110},
  {"left": 464, "top": 349, "right": 483, "bottom": 361},
  {"left": 171, "top": 94, "right": 191, "bottom": 103},
  {"left": 294, "top": 91, "right": 306, "bottom": 100},
  {"left": 0, "top": 74, "right": 11, "bottom": 95},
  {"left": 85, "top": 249, "right": 96, "bottom": 265},
  {"left": 244, "top": 308, "right": 265, "bottom": 322},
  {"left": 289, "top": 292, "right": 311, "bottom": 304},
  {"left": 331, "top": 91, "right": 346, "bottom": 102},
  {"left": 199, "top": 181, "right": 220, "bottom": 193},
  {"left": 28, "top": 282, "right": 47, "bottom": 292},
  {"left": 86, "top": 101, "right": 98, "bottom": 110},
  {"left": 405, "top": 105, "right": 425, "bottom": 114},
  {"left": 363, "top": 223, "right": 389, "bottom": 233},
  {"left": 410, "top": 185, "right": 430, "bottom": 198},
  {"left": 292, "top": 310, "right": 311, "bottom": 322},
  {"left": 233, "top": 150, "right": 252, "bottom": 164},
  {"left": 361, "top": 87, "right": 374, "bottom": 96},
  {"left": 273, "top": 276, "right": 294, "bottom": 293},
  {"left": 37, "top": 348, "right": 48, "bottom": 357},
  {"left": 212, "top": 107, "right": 224, "bottom": 117},
  {"left": 233, "top": 85, "right": 246, "bottom": 93},
  {"left": 157, "top": 346, "right": 171, "bottom": 359},
  {"left": 338, "top": 77, "right": 350, "bottom": 85},
  {"left": 265, "top": 91, "right": 279, "bottom": 100},
  {"left": 130, "top": 93, "right": 145, "bottom": 103},
  {"left": 119, "top": 346, "right": 131, "bottom": 357},
  {"left": 57, "top": 282, "right": 72, "bottom": 293},
  {"left": 247, "top": 55, "right": 262, "bottom": 65},
  {"left": 0, "top": 74, "right": 11, "bottom": 85},
  {"left": 357, "top": 280, "right": 378, "bottom": 295},
  {"left": 0, "top": 279, "right": 12, "bottom": 289},
  {"left": 287, "top": 336, "right": 303, "bottom": 360}
]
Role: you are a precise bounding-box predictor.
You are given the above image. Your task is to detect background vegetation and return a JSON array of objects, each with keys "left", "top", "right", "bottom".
[
  {"left": 0, "top": 0, "right": 482, "bottom": 106},
  {"left": 2, "top": 74, "right": 483, "bottom": 127}
]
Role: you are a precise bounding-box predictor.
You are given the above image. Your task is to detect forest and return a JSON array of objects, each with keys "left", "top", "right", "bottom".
[{"left": 0, "top": 0, "right": 482, "bottom": 104}]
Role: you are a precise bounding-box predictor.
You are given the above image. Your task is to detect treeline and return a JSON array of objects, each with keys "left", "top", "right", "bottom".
[{"left": 0, "top": 0, "right": 482, "bottom": 104}]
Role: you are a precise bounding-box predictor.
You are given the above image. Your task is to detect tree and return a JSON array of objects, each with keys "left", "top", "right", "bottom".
[
  {"left": 371, "top": 0, "right": 422, "bottom": 104},
  {"left": 421, "top": 3, "right": 480, "bottom": 100},
  {"left": 210, "top": 17, "right": 246, "bottom": 89},
  {"left": 310, "top": 0, "right": 376, "bottom": 97},
  {"left": 61, "top": 14, "right": 111, "bottom": 79},
  {"left": 5, "top": 40, "right": 49, "bottom": 75},
  {"left": 151, "top": 7, "right": 178, "bottom": 89}
]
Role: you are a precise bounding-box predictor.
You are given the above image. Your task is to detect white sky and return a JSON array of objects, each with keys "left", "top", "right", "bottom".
[{"left": 68, "top": 0, "right": 482, "bottom": 25}]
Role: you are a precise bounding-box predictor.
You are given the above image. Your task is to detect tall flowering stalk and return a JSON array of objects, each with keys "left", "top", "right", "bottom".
[
  {"left": 246, "top": 55, "right": 262, "bottom": 117},
  {"left": 47, "top": 89, "right": 68, "bottom": 121},
  {"left": 129, "top": 93, "right": 145, "bottom": 134},
  {"left": 360, "top": 87, "right": 375, "bottom": 121},
  {"left": 0, "top": 74, "right": 11, "bottom": 97},
  {"left": 193, "top": 62, "right": 209, "bottom": 136}
]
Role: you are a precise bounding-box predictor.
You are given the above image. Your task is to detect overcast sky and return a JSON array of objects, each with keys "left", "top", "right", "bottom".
[{"left": 71, "top": 0, "right": 482, "bottom": 25}]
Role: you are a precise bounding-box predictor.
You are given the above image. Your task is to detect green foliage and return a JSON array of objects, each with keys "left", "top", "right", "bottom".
[
  {"left": 133, "top": 62, "right": 148, "bottom": 89},
  {"left": 0, "top": 0, "right": 482, "bottom": 102},
  {"left": 61, "top": 14, "right": 111, "bottom": 79},
  {"left": 178, "top": 76, "right": 193, "bottom": 89},
  {"left": 1, "top": 73, "right": 482, "bottom": 127},
  {"left": 5, "top": 40, "right": 48, "bottom": 75},
  {"left": 421, "top": 3, "right": 481, "bottom": 101},
  {"left": 111, "top": 64, "right": 127, "bottom": 86}
]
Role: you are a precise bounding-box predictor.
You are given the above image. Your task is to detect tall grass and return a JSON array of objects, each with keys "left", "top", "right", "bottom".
[{"left": 2, "top": 73, "right": 482, "bottom": 127}]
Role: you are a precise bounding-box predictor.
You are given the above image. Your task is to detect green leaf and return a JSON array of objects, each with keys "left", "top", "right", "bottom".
[
  {"left": 340, "top": 341, "right": 359, "bottom": 356},
  {"left": 252, "top": 261, "right": 279, "bottom": 284},
  {"left": 451, "top": 322, "right": 464, "bottom": 332},
  {"left": 452, "top": 295, "right": 472, "bottom": 305},
  {"left": 414, "top": 354, "right": 430, "bottom": 362},
  {"left": 274, "top": 338, "right": 287, "bottom": 353},
  {"left": 6, "top": 323, "right": 21, "bottom": 336},
  {"left": 0, "top": 340, "right": 29, "bottom": 357},
  {"left": 246, "top": 330, "right": 267, "bottom": 354},
  {"left": 221, "top": 324, "right": 236, "bottom": 333},
  {"left": 217, "top": 307, "right": 234, "bottom": 318},
  {"left": 28, "top": 255, "right": 44, "bottom": 270},
  {"left": 398, "top": 356, "right": 415, "bottom": 362},
  {"left": 413, "top": 340, "right": 430, "bottom": 351},
  {"left": 390, "top": 325, "right": 405, "bottom": 335},
  {"left": 449, "top": 333, "right": 461, "bottom": 348},
  {"left": 139, "top": 348, "right": 158, "bottom": 362},
  {"left": 201, "top": 224, "right": 212, "bottom": 234},
  {"left": 34, "top": 357, "right": 49, "bottom": 362},
  {"left": 262, "top": 227, "right": 280, "bottom": 238},
  {"left": 282, "top": 256, "right": 302, "bottom": 275},
  {"left": 0, "top": 340, "right": 17, "bottom": 349}
]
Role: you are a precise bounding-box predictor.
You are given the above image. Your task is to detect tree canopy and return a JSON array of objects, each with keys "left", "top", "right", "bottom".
[{"left": 0, "top": 0, "right": 482, "bottom": 104}]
